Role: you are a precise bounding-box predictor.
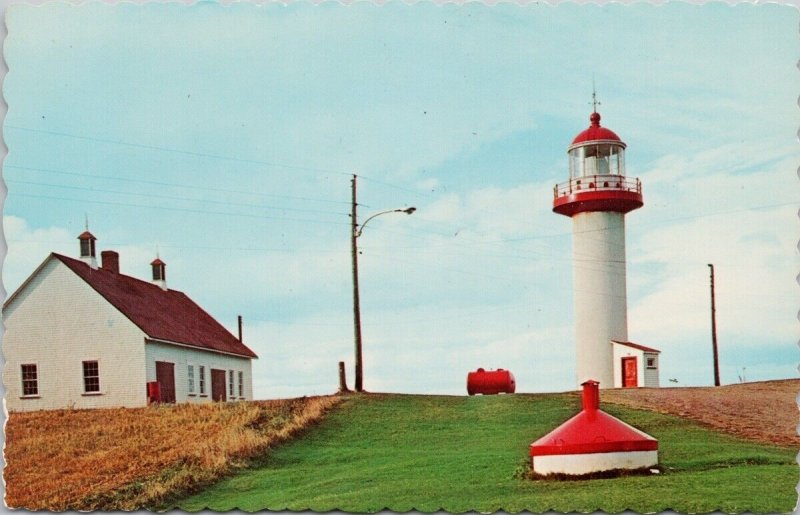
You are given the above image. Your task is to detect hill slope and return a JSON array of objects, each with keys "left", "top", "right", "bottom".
[
  {"left": 603, "top": 379, "right": 800, "bottom": 447},
  {"left": 4, "top": 396, "right": 341, "bottom": 510},
  {"left": 178, "top": 390, "right": 796, "bottom": 513}
]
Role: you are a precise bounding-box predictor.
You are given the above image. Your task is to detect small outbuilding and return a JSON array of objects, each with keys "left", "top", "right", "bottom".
[
  {"left": 529, "top": 380, "right": 658, "bottom": 476},
  {"left": 611, "top": 340, "right": 660, "bottom": 388}
]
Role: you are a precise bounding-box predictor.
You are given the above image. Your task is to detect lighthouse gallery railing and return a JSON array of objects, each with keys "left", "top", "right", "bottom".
[{"left": 554, "top": 175, "right": 641, "bottom": 199}]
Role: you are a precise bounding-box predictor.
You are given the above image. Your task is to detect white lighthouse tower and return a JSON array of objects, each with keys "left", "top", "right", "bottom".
[{"left": 553, "top": 102, "right": 643, "bottom": 389}]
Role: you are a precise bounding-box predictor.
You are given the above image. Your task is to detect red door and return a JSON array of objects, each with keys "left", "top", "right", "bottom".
[
  {"left": 211, "top": 369, "right": 227, "bottom": 402},
  {"left": 622, "top": 357, "right": 638, "bottom": 388},
  {"left": 155, "top": 361, "right": 176, "bottom": 403}
]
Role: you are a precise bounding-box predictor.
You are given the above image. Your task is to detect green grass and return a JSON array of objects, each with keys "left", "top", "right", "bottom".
[{"left": 177, "top": 392, "right": 797, "bottom": 513}]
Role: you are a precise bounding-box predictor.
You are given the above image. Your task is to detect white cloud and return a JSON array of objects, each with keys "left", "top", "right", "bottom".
[{"left": 2, "top": 216, "right": 74, "bottom": 295}]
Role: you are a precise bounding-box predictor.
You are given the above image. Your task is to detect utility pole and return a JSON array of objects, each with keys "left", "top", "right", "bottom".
[
  {"left": 708, "top": 263, "right": 720, "bottom": 386},
  {"left": 349, "top": 174, "right": 416, "bottom": 393},
  {"left": 351, "top": 175, "right": 364, "bottom": 392}
]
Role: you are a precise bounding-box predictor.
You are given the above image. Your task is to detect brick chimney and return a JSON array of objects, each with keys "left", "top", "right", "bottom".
[{"left": 101, "top": 251, "right": 120, "bottom": 274}]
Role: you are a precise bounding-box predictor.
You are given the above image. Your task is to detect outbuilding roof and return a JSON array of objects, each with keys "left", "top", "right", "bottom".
[
  {"left": 611, "top": 340, "right": 660, "bottom": 354},
  {"left": 49, "top": 253, "right": 257, "bottom": 358}
]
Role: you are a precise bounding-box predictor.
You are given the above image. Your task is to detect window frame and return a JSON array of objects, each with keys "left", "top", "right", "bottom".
[
  {"left": 187, "top": 364, "right": 196, "bottom": 395},
  {"left": 198, "top": 365, "right": 207, "bottom": 396},
  {"left": 80, "top": 238, "right": 96, "bottom": 257},
  {"left": 20, "top": 363, "right": 39, "bottom": 397},
  {"left": 82, "top": 360, "right": 101, "bottom": 395},
  {"left": 646, "top": 356, "right": 657, "bottom": 369},
  {"left": 228, "top": 370, "right": 235, "bottom": 397},
  {"left": 238, "top": 371, "right": 244, "bottom": 398}
]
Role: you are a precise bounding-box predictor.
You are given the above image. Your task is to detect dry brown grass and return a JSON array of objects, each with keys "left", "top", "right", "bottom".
[{"left": 4, "top": 395, "right": 342, "bottom": 511}]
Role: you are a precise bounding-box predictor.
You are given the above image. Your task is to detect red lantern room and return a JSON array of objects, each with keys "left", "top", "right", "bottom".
[{"left": 553, "top": 111, "right": 643, "bottom": 217}]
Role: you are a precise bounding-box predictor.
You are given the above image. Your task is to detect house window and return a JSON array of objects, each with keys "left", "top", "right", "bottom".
[
  {"left": 198, "top": 366, "right": 206, "bottom": 395},
  {"left": 21, "top": 364, "right": 38, "bottom": 396},
  {"left": 238, "top": 371, "right": 244, "bottom": 398},
  {"left": 646, "top": 357, "right": 657, "bottom": 369},
  {"left": 82, "top": 361, "right": 100, "bottom": 393},
  {"left": 229, "top": 370, "right": 235, "bottom": 397},
  {"left": 188, "top": 365, "right": 196, "bottom": 394}
]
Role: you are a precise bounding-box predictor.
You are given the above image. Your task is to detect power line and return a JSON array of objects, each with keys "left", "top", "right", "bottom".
[
  {"left": 6, "top": 125, "right": 352, "bottom": 176},
  {"left": 6, "top": 238, "right": 345, "bottom": 254},
  {"left": 357, "top": 174, "right": 436, "bottom": 200},
  {"left": 11, "top": 192, "right": 351, "bottom": 227},
  {"left": 7, "top": 178, "right": 349, "bottom": 217},
  {"left": 5, "top": 164, "right": 353, "bottom": 206},
  {"left": 6, "top": 126, "right": 436, "bottom": 201}
]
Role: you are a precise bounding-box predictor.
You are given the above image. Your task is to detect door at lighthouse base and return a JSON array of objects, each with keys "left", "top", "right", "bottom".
[{"left": 621, "top": 357, "right": 638, "bottom": 388}]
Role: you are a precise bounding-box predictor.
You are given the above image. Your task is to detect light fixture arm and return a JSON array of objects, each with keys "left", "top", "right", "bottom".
[{"left": 355, "top": 207, "right": 416, "bottom": 238}]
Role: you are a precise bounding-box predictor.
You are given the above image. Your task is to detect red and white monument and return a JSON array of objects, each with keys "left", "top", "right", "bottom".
[
  {"left": 553, "top": 98, "right": 644, "bottom": 389},
  {"left": 529, "top": 380, "right": 658, "bottom": 475}
]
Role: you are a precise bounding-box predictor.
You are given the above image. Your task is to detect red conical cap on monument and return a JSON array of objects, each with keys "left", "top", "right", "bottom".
[{"left": 530, "top": 380, "right": 657, "bottom": 457}]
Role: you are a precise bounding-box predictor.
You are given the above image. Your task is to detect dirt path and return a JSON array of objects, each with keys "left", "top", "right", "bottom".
[{"left": 602, "top": 379, "right": 799, "bottom": 448}]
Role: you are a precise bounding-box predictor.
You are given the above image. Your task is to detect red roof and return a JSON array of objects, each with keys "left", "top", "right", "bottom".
[
  {"left": 53, "top": 253, "right": 257, "bottom": 358},
  {"left": 530, "top": 381, "right": 657, "bottom": 456},
  {"left": 151, "top": 257, "right": 166, "bottom": 266},
  {"left": 571, "top": 112, "right": 623, "bottom": 145},
  {"left": 611, "top": 340, "right": 660, "bottom": 353},
  {"left": 77, "top": 231, "right": 96, "bottom": 240}
]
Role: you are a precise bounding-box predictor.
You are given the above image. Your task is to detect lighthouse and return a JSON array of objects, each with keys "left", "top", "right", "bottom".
[{"left": 553, "top": 102, "right": 643, "bottom": 389}]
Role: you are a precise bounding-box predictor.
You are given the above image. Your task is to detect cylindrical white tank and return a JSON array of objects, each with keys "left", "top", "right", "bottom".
[{"left": 571, "top": 211, "right": 628, "bottom": 388}]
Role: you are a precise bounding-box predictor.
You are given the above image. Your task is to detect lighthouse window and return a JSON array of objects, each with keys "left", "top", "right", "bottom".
[
  {"left": 569, "top": 150, "right": 580, "bottom": 179},
  {"left": 646, "top": 357, "right": 657, "bottom": 369},
  {"left": 583, "top": 145, "right": 611, "bottom": 176}
]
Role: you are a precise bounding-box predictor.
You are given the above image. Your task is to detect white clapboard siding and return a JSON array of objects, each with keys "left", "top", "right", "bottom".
[{"left": 4, "top": 258, "right": 148, "bottom": 411}]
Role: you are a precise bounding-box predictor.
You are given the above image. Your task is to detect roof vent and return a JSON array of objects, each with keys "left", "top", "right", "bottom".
[{"left": 101, "top": 251, "right": 120, "bottom": 274}]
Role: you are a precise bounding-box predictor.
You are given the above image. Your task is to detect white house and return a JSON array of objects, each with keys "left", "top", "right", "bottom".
[
  {"left": 611, "top": 340, "right": 660, "bottom": 388},
  {"left": 3, "top": 231, "right": 258, "bottom": 412}
]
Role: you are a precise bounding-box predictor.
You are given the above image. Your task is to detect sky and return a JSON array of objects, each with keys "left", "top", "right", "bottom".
[{"left": 2, "top": 2, "right": 797, "bottom": 399}]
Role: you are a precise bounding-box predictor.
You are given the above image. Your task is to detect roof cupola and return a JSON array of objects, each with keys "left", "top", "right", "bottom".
[
  {"left": 151, "top": 256, "right": 167, "bottom": 290},
  {"left": 78, "top": 231, "right": 97, "bottom": 269}
]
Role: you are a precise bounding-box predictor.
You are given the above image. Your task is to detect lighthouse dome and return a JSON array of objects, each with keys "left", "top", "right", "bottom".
[{"left": 571, "top": 112, "right": 622, "bottom": 146}]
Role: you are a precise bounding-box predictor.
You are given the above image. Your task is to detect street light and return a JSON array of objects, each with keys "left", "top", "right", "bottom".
[
  {"left": 356, "top": 207, "right": 417, "bottom": 238},
  {"left": 350, "top": 174, "right": 415, "bottom": 392}
]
